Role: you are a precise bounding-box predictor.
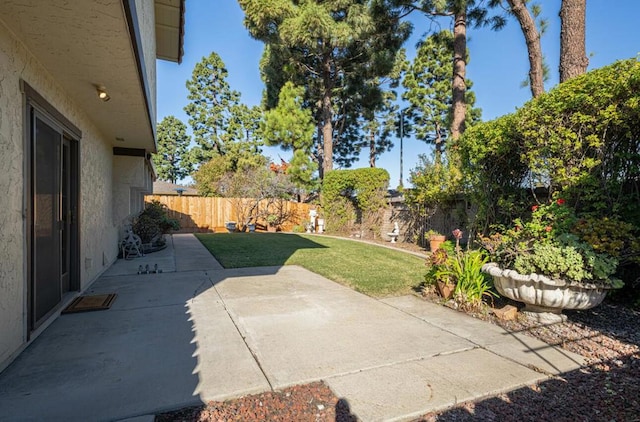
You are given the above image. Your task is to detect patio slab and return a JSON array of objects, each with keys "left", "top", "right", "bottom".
[
  {"left": 103, "top": 235, "right": 177, "bottom": 276},
  {"left": 0, "top": 234, "right": 585, "bottom": 422},
  {"left": 326, "top": 348, "right": 547, "bottom": 422},
  {"left": 381, "top": 295, "right": 586, "bottom": 375},
  {"left": 0, "top": 271, "right": 268, "bottom": 422},
  {"left": 213, "top": 266, "right": 476, "bottom": 389}
]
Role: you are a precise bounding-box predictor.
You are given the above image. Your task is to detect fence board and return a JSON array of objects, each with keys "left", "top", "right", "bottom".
[{"left": 145, "top": 195, "right": 313, "bottom": 233}]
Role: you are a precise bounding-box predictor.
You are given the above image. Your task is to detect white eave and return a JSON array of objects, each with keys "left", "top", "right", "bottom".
[
  {"left": 0, "top": 0, "right": 185, "bottom": 152},
  {"left": 155, "top": 0, "right": 185, "bottom": 63}
]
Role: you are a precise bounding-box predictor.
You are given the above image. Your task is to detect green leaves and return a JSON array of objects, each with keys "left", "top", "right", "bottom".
[
  {"left": 261, "top": 82, "right": 317, "bottom": 190},
  {"left": 241, "top": 0, "right": 410, "bottom": 174},
  {"left": 402, "top": 29, "right": 481, "bottom": 156},
  {"left": 460, "top": 59, "right": 640, "bottom": 229},
  {"left": 153, "top": 116, "right": 192, "bottom": 183},
  {"left": 184, "top": 52, "right": 264, "bottom": 167},
  {"left": 321, "top": 168, "right": 390, "bottom": 233}
]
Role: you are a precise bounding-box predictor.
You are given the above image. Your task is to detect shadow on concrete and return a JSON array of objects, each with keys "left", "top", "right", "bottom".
[
  {"left": 335, "top": 397, "right": 358, "bottom": 422},
  {"left": 0, "top": 271, "right": 207, "bottom": 421},
  {"left": 195, "top": 232, "right": 328, "bottom": 269},
  {"left": 413, "top": 355, "right": 640, "bottom": 421}
]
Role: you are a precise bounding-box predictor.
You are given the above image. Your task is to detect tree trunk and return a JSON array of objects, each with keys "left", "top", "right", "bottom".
[
  {"left": 321, "top": 53, "right": 334, "bottom": 175},
  {"left": 450, "top": 8, "right": 467, "bottom": 142},
  {"left": 507, "top": 0, "right": 545, "bottom": 97},
  {"left": 559, "top": 0, "right": 588, "bottom": 82},
  {"left": 434, "top": 121, "right": 443, "bottom": 163},
  {"left": 316, "top": 125, "right": 324, "bottom": 180},
  {"left": 369, "top": 129, "right": 376, "bottom": 167}
]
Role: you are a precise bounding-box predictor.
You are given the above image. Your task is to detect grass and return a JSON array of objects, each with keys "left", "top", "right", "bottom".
[{"left": 195, "top": 233, "right": 426, "bottom": 297}]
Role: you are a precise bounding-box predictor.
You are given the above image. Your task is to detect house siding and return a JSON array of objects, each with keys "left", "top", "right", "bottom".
[
  {"left": 113, "top": 155, "right": 154, "bottom": 226},
  {"left": 135, "top": 0, "right": 158, "bottom": 136},
  {"left": 0, "top": 17, "right": 119, "bottom": 371}
]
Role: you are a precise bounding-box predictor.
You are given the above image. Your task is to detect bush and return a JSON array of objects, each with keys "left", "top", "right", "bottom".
[
  {"left": 460, "top": 59, "right": 640, "bottom": 300},
  {"left": 321, "top": 168, "right": 389, "bottom": 235},
  {"left": 133, "top": 200, "right": 179, "bottom": 243},
  {"left": 460, "top": 58, "right": 640, "bottom": 230}
]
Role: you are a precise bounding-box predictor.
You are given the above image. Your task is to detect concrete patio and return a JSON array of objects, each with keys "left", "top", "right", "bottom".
[{"left": 0, "top": 234, "right": 585, "bottom": 422}]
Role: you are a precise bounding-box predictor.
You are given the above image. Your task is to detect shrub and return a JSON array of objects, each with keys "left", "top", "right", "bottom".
[
  {"left": 460, "top": 59, "right": 640, "bottom": 231},
  {"left": 133, "top": 200, "right": 179, "bottom": 243},
  {"left": 480, "top": 200, "right": 620, "bottom": 285},
  {"left": 321, "top": 168, "right": 389, "bottom": 235},
  {"left": 424, "top": 230, "right": 497, "bottom": 310}
]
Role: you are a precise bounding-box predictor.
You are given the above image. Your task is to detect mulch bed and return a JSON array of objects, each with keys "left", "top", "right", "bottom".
[
  {"left": 155, "top": 382, "right": 356, "bottom": 422},
  {"left": 412, "top": 293, "right": 640, "bottom": 421}
]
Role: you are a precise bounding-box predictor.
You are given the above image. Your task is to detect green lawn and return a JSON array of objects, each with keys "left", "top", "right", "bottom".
[{"left": 195, "top": 233, "right": 426, "bottom": 297}]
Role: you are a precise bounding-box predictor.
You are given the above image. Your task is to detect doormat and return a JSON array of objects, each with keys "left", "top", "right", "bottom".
[{"left": 62, "top": 294, "right": 117, "bottom": 314}]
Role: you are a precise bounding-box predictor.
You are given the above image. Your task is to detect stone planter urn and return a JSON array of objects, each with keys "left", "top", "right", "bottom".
[{"left": 482, "top": 263, "right": 618, "bottom": 323}]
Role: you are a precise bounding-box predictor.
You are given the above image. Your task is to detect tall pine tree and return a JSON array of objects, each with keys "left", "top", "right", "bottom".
[
  {"left": 239, "top": 0, "right": 410, "bottom": 177},
  {"left": 392, "top": 0, "right": 504, "bottom": 141},
  {"left": 152, "top": 115, "right": 192, "bottom": 183},
  {"left": 184, "top": 52, "right": 264, "bottom": 170},
  {"left": 261, "top": 82, "right": 317, "bottom": 190}
]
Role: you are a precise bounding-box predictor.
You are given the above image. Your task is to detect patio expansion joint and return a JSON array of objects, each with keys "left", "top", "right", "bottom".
[
  {"left": 211, "top": 282, "right": 275, "bottom": 392},
  {"left": 322, "top": 345, "right": 480, "bottom": 383},
  {"left": 105, "top": 302, "right": 190, "bottom": 313},
  {"left": 377, "top": 296, "right": 576, "bottom": 378}
]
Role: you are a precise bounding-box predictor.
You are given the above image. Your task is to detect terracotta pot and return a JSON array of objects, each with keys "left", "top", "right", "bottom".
[
  {"left": 429, "top": 235, "right": 446, "bottom": 252},
  {"left": 267, "top": 225, "right": 277, "bottom": 233},
  {"left": 436, "top": 280, "right": 455, "bottom": 299}
]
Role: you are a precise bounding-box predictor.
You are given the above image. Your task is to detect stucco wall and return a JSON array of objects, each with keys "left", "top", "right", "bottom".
[
  {"left": 113, "top": 155, "right": 154, "bottom": 226},
  {"left": 0, "top": 17, "right": 28, "bottom": 372},
  {"left": 0, "top": 18, "right": 119, "bottom": 370},
  {"left": 135, "top": 0, "right": 157, "bottom": 135}
]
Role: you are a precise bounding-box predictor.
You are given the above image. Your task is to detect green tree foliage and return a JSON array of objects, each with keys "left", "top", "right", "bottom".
[
  {"left": 357, "top": 49, "right": 408, "bottom": 168},
  {"left": 402, "top": 30, "right": 480, "bottom": 159},
  {"left": 392, "top": 0, "right": 504, "bottom": 141},
  {"left": 193, "top": 154, "right": 268, "bottom": 197},
  {"left": 184, "top": 52, "right": 264, "bottom": 169},
  {"left": 403, "top": 31, "right": 452, "bottom": 155},
  {"left": 321, "top": 168, "right": 390, "bottom": 235},
  {"left": 261, "top": 82, "right": 317, "bottom": 190},
  {"left": 459, "top": 58, "right": 640, "bottom": 229},
  {"left": 406, "top": 153, "right": 462, "bottom": 210},
  {"left": 152, "top": 116, "right": 192, "bottom": 183},
  {"left": 239, "top": 0, "right": 410, "bottom": 176}
]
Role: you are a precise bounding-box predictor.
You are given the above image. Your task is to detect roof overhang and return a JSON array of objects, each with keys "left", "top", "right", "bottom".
[
  {"left": 155, "top": 0, "right": 185, "bottom": 63},
  {"left": 0, "top": 0, "right": 185, "bottom": 152}
]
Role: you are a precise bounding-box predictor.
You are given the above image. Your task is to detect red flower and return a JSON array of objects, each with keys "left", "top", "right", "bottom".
[
  {"left": 531, "top": 205, "right": 539, "bottom": 211},
  {"left": 452, "top": 229, "right": 463, "bottom": 240},
  {"left": 556, "top": 198, "right": 565, "bottom": 205},
  {"left": 545, "top": 226, "right": 552, "bottom": 232}
]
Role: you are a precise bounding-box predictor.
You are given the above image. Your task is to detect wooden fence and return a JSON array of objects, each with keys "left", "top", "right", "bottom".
[{"left": 145, "top": 195, "right": 313, "bottom": 233}]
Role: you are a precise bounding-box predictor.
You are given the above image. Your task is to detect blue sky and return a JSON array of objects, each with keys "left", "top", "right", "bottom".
[{"left": 157, "top": 0, "right": 640, "bottom": 187}]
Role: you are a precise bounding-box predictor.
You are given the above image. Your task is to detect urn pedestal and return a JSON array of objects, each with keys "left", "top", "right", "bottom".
[{"left": 482, "top": 263, "right": 615, "bottom": 324}]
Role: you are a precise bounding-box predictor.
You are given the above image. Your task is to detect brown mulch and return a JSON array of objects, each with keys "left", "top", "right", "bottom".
[
  {"left": 155, "top": 382, "right": 356, "bottom": 422},
  {"left": 412, "top": 291, "right": 640, "bottom": 421},
  {"left": 157, "top": 238, "right": 640, "bottom": 421}
]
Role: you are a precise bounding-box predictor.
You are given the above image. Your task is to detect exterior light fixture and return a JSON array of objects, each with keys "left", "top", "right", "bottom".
[{"left": 95, "top": 86, "right": 110, "bottom": 102}]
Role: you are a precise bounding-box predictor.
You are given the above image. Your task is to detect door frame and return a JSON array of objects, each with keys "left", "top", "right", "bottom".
[{"left": 22, "top": 81, "right": 82, "bottom": 335}]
